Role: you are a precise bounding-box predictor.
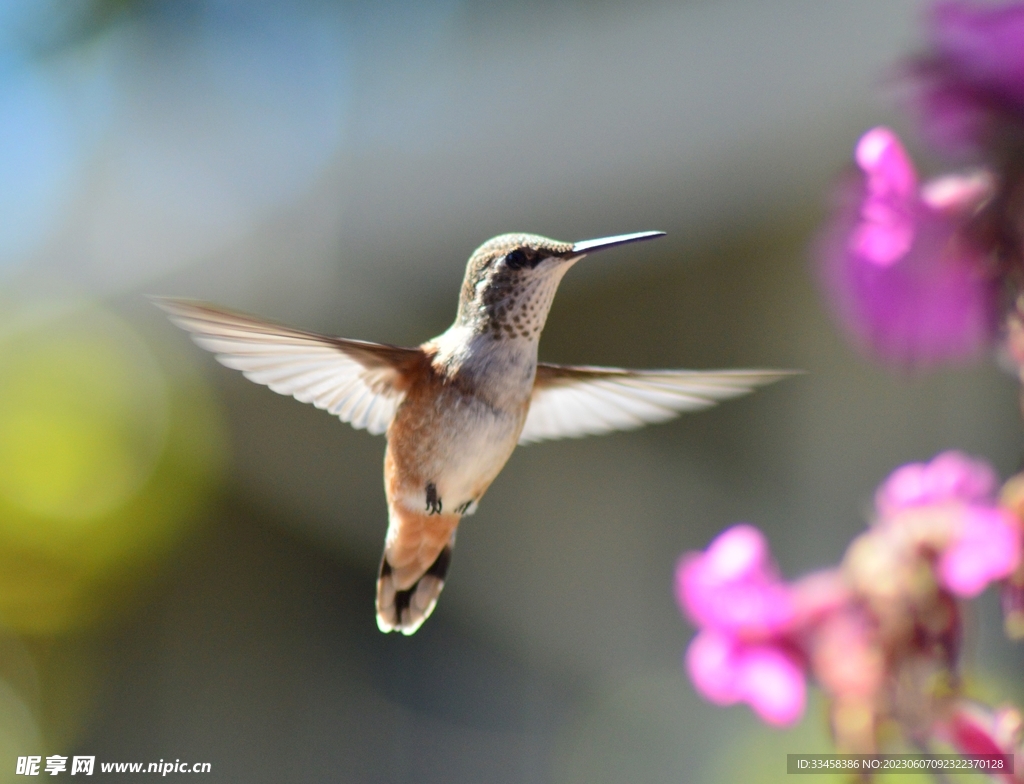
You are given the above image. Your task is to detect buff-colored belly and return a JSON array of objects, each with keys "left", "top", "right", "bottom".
[
  {"left": 432, "top": 407, "right": 521, "bottom": 505},
  {"left": 386, "top": 391, "right": 525, "bottom": 516}
]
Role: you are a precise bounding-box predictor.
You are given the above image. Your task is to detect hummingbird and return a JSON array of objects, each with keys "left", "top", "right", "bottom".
[{"left": 155, "top": 231, "right": 790, "bottom": 635}]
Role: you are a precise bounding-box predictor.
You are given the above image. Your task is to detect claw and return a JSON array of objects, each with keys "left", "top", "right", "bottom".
[{"left": 425, "top": 482, "right": 442, "bottom": 515}]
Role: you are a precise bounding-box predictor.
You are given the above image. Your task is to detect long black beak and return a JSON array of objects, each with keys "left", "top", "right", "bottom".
[{"left": 572, "top": 231, "right": 665, "bottom": 255}]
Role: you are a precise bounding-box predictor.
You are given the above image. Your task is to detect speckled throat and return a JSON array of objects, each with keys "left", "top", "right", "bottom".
[{"left": 454, "top": 233, "right": 576, "bottom": 340}]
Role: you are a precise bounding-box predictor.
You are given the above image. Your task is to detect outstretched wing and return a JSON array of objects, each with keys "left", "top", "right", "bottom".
[
  {"left": 519, "top": 363, "right": 794, "bottom": 444},
  {"left": 154, "top": 298, "right": 422, "bottom": 435}
]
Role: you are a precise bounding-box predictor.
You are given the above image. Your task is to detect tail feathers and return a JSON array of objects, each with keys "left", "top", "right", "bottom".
[{"left": 376, "top": 545, "right": 453, "bottom": 635}]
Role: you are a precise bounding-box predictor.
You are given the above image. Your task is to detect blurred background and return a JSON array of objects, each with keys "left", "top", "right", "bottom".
[{"left": 0, "top": 0, "right": 1020, "bottom": 781}]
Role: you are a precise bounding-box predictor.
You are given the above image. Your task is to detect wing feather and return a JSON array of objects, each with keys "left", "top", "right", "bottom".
[
  {"left": 153, "top": 298, "right": 421, "bottom": 435},
  {"left": 520, "top": 363, "right": 795, "bottom": 444}
]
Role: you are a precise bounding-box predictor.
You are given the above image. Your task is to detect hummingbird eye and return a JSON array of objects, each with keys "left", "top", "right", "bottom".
[{"left": 505, "top": 249, "right": 530, "bottom": 270}]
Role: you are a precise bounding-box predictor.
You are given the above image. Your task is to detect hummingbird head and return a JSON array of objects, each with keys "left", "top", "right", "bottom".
[{"left": 455, "top": 231, "right": 664, "bottom": 340}]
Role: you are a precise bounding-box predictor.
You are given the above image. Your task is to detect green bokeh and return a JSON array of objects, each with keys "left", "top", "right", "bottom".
[{"left": 0, "top": 304, "right": 227, "bottom": 634}]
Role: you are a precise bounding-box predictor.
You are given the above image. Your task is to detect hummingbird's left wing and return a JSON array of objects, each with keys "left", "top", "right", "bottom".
[
  {"left": 519, "top": 363, "right": 794, "bottom": 444},
  {"left": 153, "top": 298, "right": 421, "bottom": 435}
]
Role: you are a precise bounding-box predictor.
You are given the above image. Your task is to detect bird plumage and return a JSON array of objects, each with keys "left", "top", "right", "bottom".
[{"left": 155, "top": 231, "right": 793, "bottom": 634}]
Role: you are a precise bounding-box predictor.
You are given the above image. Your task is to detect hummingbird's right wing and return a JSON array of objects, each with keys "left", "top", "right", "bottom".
[
  {"left": 154, "top": 298, "right": 421, "bottom": 435},
  {"left": 519, "top": 363, "right": 794, "bottom": 444}
]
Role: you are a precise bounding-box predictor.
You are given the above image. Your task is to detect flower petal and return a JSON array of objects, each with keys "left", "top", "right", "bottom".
[
  {"left": 931, "top": 1, "right": 1024, "bottom": 109},
  {"left": 938, "top": 506, "right": 1022, "bottom": 596},
  {"left": 875, "top": 450, "right": 997, "bottom": 516},
  {"left": 685, "top": 630, "right": 741, "bottom": 706},
  {"left": 849, "top": 128, "right": 917, "bottom": 267},
  {"left": 676, "top": 525, "right": 795, "bottom": 636},
  {"left": 816, "top": 131, "right": 998, "bottom": 368},
  {"left": 736, "top": 645, "right": 807, "bottom": 727}
]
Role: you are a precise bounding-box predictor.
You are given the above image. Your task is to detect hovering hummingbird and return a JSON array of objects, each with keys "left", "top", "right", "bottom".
[{"left": 156, "top": 231, "right": 790, "bottom": 635}]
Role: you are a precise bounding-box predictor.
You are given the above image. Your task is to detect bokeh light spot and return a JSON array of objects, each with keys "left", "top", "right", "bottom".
[
  {"left": 0, "top": 302, "right": 226, "bottom": 634},
  {"left": 0, "top": 312, "right": 168, "bottom": 526}
]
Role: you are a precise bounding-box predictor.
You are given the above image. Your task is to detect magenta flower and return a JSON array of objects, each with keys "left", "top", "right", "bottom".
[
  {"left": 676, "top": 525, "right": 806, "bottom": 726},
  {"left": 675, "top": 524, "right": 794, "bottom": 638},
  {"left": 938, "top": 701, "right": 1023, "bottom": 767},
  {"left": 676, "top": 453, "right": 1024, "bottom": 742},
  {"left": 848, "top": 128, "right": 918, "bottom": 266},
  {"left": 808, "top": 608, "right": 884, "bottom": 701},
  {"left": 731, "top": 645, "right": 805, "bottom": 727},
  {"left": 820, "top": 5, "right": 1024, "bottom": 369},
  {"left": 685, "top": 631, "right": 806, "bottom": 727},
  {"left": 816, "top": 127, "right": 998, "bottom": 367},
  {"left": 874, "top": 451, "right": 1021, "bottom": 596},
  {"left": 913, "top": 1, "right": 1024, "bottom": 153},
  {"left": 939, "top": 506, "right": 1022, "bottom": 596},
  {"left": 874, "top": 449, "right": 998, "bottom": 516}
]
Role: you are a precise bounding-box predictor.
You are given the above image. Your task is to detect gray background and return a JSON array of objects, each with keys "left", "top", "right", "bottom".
[{"left": 3, "top": 1, "right": 1021, "bottom": 782}]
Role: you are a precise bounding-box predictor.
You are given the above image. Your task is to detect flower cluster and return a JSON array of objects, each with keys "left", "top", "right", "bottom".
[
  {"left": 912, "top": 1, "right": 1024, "bottom": 156},
  {"left": 677, "top": 452, "right": 1024, "bottom": 761},
  {"left": 675, "top": 524, "right": 806, "bottom": 726},
  {"left": 817, "top": 127, "right": 999, "bottom": 366},
  {"left": 817, "top": 1, "right": 1024, "bottom": 369},
  {"left": 695, "top": 3, "right": 1024, "bottom": 775}
]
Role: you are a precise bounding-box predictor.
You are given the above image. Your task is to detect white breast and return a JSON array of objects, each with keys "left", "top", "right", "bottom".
[
  {"left": 394, "top": 326, "right": 538, "bottom": 516},
  {"left": 435, "top": 400, "right": 523, "bottom": 507},
  {"left": 391, "top": 394, "right": 524, "bottom": 516}
]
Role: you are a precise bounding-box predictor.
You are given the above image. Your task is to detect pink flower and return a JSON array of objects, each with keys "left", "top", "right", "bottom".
[
  {"left": 685, "top": 630, "right": 806, "bottom": 727},
  {"left": 939, "top": 506, "right": 1022, "bottom": 596},
  {"left": 933, "top": 2, "right": 1024, "bottom": 102},
  {"left": 677, "top": 526, "right": 807, "bottom": 726},
  {"left": 913, "top": 1, "right": 1024, "bottom": 153},
  {"left": 686, "top": 629, "right": 739, "bottom": 705},
  {"left": 809, "top": 609, "right": 884, "bottom": 700},
  {"left": 677, "top": 450, "right": 1024, "bottom": 747},
  {"left": 790, "top": 570, "right": 851, "bottom": 627},
  {"left": 733, "top": 645, "right": 806, "bottom": 727},
  {"left": 875, "top": 450, "right": 998, "bottom": 517},
  {"left": 873, "top": 451, "right": 1021, "bottom": 596},
  {"left": 849, "top": 128, "right": 918, "bottom": 266},
  {"left": 938, "top": 700, "right": 1022, "bottom": 777},
  {"left": 816, "top": 127, "right": 998, "bottom": 367},
  {"left": 675, "top": 525, "right": 795, "bottom": 638}
]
